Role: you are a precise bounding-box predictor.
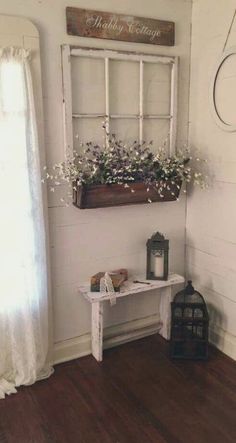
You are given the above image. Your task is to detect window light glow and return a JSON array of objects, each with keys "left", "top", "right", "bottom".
[{"left": 0, "top": 58, "right": 36, "bottom": 312}]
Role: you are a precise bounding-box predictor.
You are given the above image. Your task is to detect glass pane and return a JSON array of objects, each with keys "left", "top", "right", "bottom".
[
  {"left": 71, "top": 57, "right": 105, "bottom": 114},
  {"left": 143, "top": 63, "right": 171, "bottom": 115},
  {"left": 143, "top": 119, "right": 170, "bottom": 153},
  {"left": 73, "top": 118, "right": 105, "bottom": 153},
  {"left": 109, "top": 118, "right": 139, "bottom": 141},
  {"left": 109, "top": 60, "right": 139, "bottom": 115}
]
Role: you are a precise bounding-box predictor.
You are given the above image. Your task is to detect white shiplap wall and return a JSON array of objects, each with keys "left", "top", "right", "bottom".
[
  {"left": 187, "top": 0, "right": 236, "bottom": 360},
  {"left": 0, "top": 0, "right": 192, "bottom": 363}
]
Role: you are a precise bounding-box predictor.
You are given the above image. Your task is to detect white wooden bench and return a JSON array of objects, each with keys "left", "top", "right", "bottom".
[{"left": 78, "top": 273, "right": 184, "bottom": 361}]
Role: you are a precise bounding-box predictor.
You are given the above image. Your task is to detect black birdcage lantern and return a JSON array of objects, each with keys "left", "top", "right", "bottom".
[
  {"left": 170, "top": 281, "right": 209, "bottom": 360},
  {"left": 146, "top": 232, "right": 169, "bottom": 280}
]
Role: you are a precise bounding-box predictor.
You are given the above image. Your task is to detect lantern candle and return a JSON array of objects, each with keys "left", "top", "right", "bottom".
[{"left": 153, "top": 252, "right": 164, "bottom": 278}]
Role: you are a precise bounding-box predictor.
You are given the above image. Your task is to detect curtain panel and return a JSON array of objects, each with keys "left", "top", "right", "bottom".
[{"left": 0, "top": 47, "right": 53, "bottom": 398}]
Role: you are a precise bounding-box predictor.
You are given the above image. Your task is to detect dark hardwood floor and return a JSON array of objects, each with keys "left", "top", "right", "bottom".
[{"left": 0, "top": 335, "right": 236, "bottom": 443}]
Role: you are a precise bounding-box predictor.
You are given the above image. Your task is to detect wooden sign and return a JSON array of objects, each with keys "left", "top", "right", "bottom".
[{"left": 66, "top": 7, "right": 175, "bottom": 46}]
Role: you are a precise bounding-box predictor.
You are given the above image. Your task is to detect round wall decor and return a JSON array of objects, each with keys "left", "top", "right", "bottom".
[{"left": 210, "top": 46, "right": 236, "bottom": 132}]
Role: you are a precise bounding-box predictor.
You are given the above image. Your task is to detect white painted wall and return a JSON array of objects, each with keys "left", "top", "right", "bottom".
[
  {"left": 0, "top": 0, "right": 192, "bottom": 362},
  {"left": 187, "top": 0, "right": 236, "bottom": 360}
]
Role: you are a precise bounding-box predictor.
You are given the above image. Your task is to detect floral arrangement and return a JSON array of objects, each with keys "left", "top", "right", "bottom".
[{"left": 42, "top": 131, "right": 207, "bottom": 204}]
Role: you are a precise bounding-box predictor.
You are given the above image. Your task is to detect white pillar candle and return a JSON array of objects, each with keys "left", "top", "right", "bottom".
[{"left": 154, "top": 255, "right": 164, "bottom": 278}]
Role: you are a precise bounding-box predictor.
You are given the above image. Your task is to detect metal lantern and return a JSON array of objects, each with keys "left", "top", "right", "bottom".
[
  {"left": 170, "top": 280, "right": 209, "bottom": 360},
  {"left": 146, "top": 232, "right": 169, "bottom": 280}
]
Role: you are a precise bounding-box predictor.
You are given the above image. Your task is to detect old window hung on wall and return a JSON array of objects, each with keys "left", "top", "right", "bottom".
[{"left": 62, "top": 46, "right": 178, "bottom": 156}]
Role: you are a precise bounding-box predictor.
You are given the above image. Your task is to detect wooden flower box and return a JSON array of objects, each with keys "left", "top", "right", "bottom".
[{"left": 72, "top": 180, "right": 181, "bottom": 209}]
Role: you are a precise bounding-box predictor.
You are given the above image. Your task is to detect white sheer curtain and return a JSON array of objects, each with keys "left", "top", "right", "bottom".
[{"left": 0, "top": 47, "right": 53, "bottom": 398}]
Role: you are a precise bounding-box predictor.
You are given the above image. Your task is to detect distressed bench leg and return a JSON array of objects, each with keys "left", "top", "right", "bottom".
[
  {"left": 91, "top": 302, "right": 103, "bottom": 362},
  {"left": 159, "top": 286, "right": 172, "bottom": 340}
]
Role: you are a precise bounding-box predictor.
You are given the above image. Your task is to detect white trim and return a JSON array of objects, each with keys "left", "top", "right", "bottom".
[
  {"left": 209, "top": 323, "right": 236, "bottom": 361},
  {"left": 111, "top": 114, "right": 139, "bottom": 119},
  {"left": 53, "top": 317, "right": 236, "bottom": 365},
  {"left": 105, "top": 57, "right": 110, "bottom": 144},
  {"left": 169, "top": 56, "right": 178, "bottom": 154},
  {"left": 71, "top": 47, "right": 175, "bottom": 64},
  {"left": 72, "top": 113, "right": 171, "bottom": 120},
  {"left": 143, "top": 115, "right": 171, "bottom": 120},
  {"left": 61, "top": 45, "right": 73, "bottom": 155},
  {"left": 72, "top": 113, "right": 105, "bottom": 118},
  {"left": 62, "top": 45, "right": 178, "bottom": 155},
  {"left": 53, "top": 333, "right": 91, "bottom": 365},
  {"left": 53, "top": 314, "right": 161, "bottom": 365},
  {"left": 139, "top": 60, "right": 144, "bottom": 143}
]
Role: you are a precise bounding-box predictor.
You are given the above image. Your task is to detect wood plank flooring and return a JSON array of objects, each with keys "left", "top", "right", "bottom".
[{"left": 0, "top": 335, "right": 236, "bottom": 443}]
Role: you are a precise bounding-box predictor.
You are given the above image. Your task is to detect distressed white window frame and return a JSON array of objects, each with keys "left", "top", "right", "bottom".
[{"left": 61, "top": 45, "right": 178, "bottom": 155}]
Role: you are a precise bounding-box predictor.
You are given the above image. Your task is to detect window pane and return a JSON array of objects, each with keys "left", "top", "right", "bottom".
[
  {"left": 73, "top": 118, "right": 105, "bottom": 153},
  {"left": 143, "top": 63, "right": 171, "bottom": 115},
  {"left": 143, "top": 119, "right": 170, "bottom": 153},
  {"left": 110, "top": 118, "right": 139, "bottom": 141},
  {"left": 71, "top": 57, "right": 105, "bottom": 114},
  {"left": 109, "top": 60, "right": 139, "bottom": 115}
]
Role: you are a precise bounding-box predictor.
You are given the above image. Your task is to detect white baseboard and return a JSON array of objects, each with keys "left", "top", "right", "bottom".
[
  {"left": 53, "top": 314, "right": 161, "bottom": 365},
  {"left": 209, "top": 324, "right": 236, "bottom": 361},
  {"left": 53, "top": 333, "right": 91, "bottom": 365},
  {"left": 54, "top": 316, "right": 236, "bottom": 365}
]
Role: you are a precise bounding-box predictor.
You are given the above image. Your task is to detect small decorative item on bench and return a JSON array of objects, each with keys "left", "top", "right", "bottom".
[
  {"left": 146, "top": 232, "right": 169, "bottom": 280},
  {"left": 90, "top": 269, "right": 128, "bottom": 292},
  {"left": 112, "top": 268, "right": 128, "bottom": 281},
  {"left": 170, "top": 281, "right": 209, "bottom": 360},
  {"left": 100, "top": 272, "right": 116, "bottom": 306}
]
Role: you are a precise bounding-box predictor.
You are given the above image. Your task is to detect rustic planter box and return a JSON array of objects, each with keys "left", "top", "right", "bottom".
[{"left": 73, "top": 180, "right": 181, "bottom": 209}]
